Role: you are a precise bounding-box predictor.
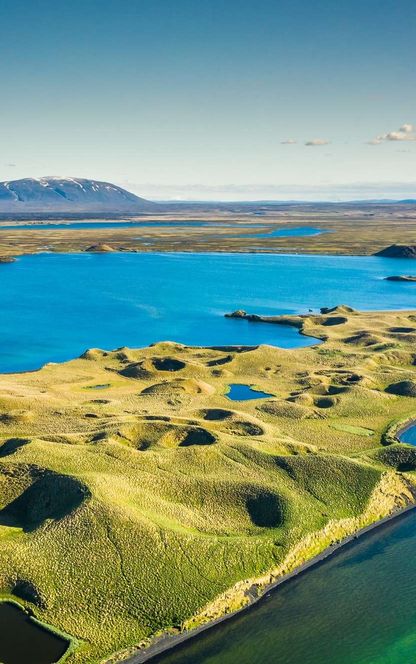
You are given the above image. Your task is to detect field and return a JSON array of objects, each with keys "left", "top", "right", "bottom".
[
  {"left": 0, "top": 203, "right": 416, "bottom": 258},
  {"left": 1, "top": 306, "right": 416, "bottom": 662}
]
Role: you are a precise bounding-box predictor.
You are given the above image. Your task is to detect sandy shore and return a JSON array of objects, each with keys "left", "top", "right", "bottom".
[{"left": 125, "top": 500, "right": 416, "bottom": 663}]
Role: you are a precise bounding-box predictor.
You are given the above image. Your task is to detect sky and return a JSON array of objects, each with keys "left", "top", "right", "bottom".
[{"left": 0, "top": 0, "right": 415, "bottom": 201}]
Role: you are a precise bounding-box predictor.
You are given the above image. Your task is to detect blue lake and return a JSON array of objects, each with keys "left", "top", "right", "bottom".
[
  {"left": 399, "top": 424, "right": 416, "bottom": 446},
  {"left": 0, "top": 222, "right": 325, "bottom": 239},
  {"left": 1, "top": 252, "right": 416, "bottom": 373},
  {"left": 226, "top": 384, "right": 273, "bottom": 400},
  {"left": 250, "top": 225, "right": 326, "bottom": 238},
  {"left": 0, "top": 220, "right": 226, "bottom": 230}
]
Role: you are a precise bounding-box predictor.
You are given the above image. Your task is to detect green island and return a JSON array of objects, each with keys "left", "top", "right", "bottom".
[{"left": 1, "top": 305, "right": 416, "bottom": 662}]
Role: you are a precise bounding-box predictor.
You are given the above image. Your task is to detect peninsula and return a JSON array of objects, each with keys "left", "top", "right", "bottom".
[{"left": 1, "top": 307, "right": 416, "bottom": 662}]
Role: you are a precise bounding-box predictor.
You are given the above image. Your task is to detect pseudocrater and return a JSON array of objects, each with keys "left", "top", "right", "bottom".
[{"left": 245, "top": 489, "right": 285, "bottom": 528}]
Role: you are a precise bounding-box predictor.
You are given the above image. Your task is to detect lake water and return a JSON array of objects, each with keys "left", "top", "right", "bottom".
[
  {"left": 226, "top": 384, "right": 273, "bottom": 400},
  {"left": 153, "top": 509, "right": 416, "bottom": 664},
  {"left": 0, "top": 221, "right": 324, "bottom": 239},
  {"left": 1, "top": 252, "right": 416, "bottom": 373},
  {"left": 250, "top": 226, "right": 326, "bottom": 238},
  {"left": 0, "top": 602, "right": 68, "bottom": 664},
  {"left": 0, "top": 220, "right": 225, "bottom": 230},
  {"left": 399, "top": 424, "right": 416, "bottom": 445}
]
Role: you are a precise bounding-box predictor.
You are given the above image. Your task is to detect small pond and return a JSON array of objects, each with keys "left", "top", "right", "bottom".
[
  {"left": 0, "top": 602, "right": 69, "bottom": 664},
  {"left": 85, "top": 383, "right": 111, "bottom": 390},
  {"left": 249, "top": 225, "right": 326, "bottom": 238},
  {"left": 226, "top": 384, "right": 273, "bottom": 401},
  {"left": 399, "top": 423, "right": 416, "bottom": 445}
]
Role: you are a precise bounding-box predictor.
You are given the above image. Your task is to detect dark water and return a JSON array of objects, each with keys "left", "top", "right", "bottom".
[
  {"left": 85, "top": 383, "right": 111, "bottom": 390},
  {"left": 155, "top": 509, "right": 416, "bottom": 664},
  {"left": 399, "top": 424, "right": 416, "bottom": 445},
  {"left": 1, "top": 252, "right": 416, "bottom": 373},
  {"left": 226, "top": 384, "right": 273, "bottom": 400},
  {"left": 0, "top": 602, "right": 68, "bottom": 664}
]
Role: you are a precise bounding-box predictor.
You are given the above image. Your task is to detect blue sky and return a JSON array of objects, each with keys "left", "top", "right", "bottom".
[{"left": 1, "top": 0, "right": 415, "bottom": 200}]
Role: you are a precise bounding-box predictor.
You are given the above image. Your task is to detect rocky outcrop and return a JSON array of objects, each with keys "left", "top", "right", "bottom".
[
  {"left": 225, "top": 310, "right": 262, "bottom": 321},
  {"left": 0, "top": 255, "right": 16, "bottom": 263},
  {"left": 385, "top": 275, "right": 416, "bottom": 282},
  {"left": 375, "top": 245, "right": 416, "bottom": 258},
  {"left": 85, "top": 244, "right": 115, "bottom": 253}
]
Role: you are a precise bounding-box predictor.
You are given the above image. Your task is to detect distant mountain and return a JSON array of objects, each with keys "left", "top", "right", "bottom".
[{"left": 0, "top": 177, "right": 156, "bottom": 213}]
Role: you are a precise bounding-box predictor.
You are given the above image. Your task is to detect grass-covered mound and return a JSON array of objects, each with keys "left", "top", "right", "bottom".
[{"left": 0, "top": 308, "right": 416, "bottom": 662}]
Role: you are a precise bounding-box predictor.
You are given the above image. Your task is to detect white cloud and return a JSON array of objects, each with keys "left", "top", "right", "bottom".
[
  {"left": 280, "top": 138, "right": 297, "bottom": 144},
  {"left": 370, "top": 123, "right": 416, "bottom": 144},
  {"left": 305, "top": 138, "right": 330, "bottom": 146},
  {"left": 384, "top": 131, "right": 416, "bottom": 141}
]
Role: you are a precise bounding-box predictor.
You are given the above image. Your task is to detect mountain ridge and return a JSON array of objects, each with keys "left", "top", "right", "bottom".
[{"left": 0, "top": 177, "right": 156, "bottom": 212}]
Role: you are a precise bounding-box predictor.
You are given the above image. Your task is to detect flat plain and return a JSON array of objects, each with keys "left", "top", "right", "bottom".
[{"left": 1, "top": 203, "right": 416, "bottom": 257}]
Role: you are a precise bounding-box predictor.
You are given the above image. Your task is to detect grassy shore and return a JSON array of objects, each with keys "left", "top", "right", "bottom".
[
  {"left": 126, "top": 499, "right": 416, "bottom": 663},
  {"left": 1, "top": 307, "right": 416, "bottom": 662}
]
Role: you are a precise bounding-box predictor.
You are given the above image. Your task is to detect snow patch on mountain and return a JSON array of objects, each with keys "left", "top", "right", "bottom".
[{"left": 0, "top": 177, "right": 155, "bottom": 212}]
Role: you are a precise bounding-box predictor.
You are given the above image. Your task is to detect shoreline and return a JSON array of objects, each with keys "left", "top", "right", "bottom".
[
  {"left": 3, "top": 243, "right": 416, "bottom": 262},
  {"left": 124, "top": 500, "right": 416, "bottom": 663}
]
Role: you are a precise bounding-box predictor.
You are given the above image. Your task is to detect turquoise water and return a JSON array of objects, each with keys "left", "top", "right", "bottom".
[
  {"left": 1, "top": 252, "right": 416, "bottom": 373},
  {"left": 251, "top": 225, "right": 326, "bottom": 238},
  {"left": 0, "top": 220, "right": 225, "bottom": 230},
  {"left": 226, "top": 384, "right": 273, "bottom": 400},
  {"left": 154, "top": 509, "right": 416, "bottom": 664},
  {"left": 399, "top": 424, "right": 416, "bottom": 445},
  {"left": 0, "top": 222, "right": 322, "bottom": 237}
]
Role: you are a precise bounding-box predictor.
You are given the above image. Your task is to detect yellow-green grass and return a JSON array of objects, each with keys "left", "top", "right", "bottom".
[
  {"left": 0, "top": 307, "right": 416, "bottom": 662},
  {"left": 1, "top": 207, "right": 416, "bottom": 257}
]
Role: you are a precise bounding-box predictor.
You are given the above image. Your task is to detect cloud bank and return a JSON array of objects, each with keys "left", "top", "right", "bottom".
[
  {"left": 369, "top": 123, "right": 416, "bottom": 144},
  {"left": 280, "top": 138, "right": 331, "bottom": 146},
  {"left": 122, "top": 180, "right": 416, "bottom": 202}
]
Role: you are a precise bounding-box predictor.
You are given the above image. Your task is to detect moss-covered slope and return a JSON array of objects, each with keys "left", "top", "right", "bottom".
[{"left": 0, "top": 307, "right": 416, "bottom": 662}]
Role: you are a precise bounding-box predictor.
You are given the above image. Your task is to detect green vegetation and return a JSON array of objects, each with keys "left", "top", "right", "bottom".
[
  {"left": 330, "top": 423, "right": 375, "bottom": 436},
  {"left": 0, "top": 307, "right": 416, "bottom": 662},
  {"left": 1, "top": 205, "right": 416, "bottom": 258}
]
